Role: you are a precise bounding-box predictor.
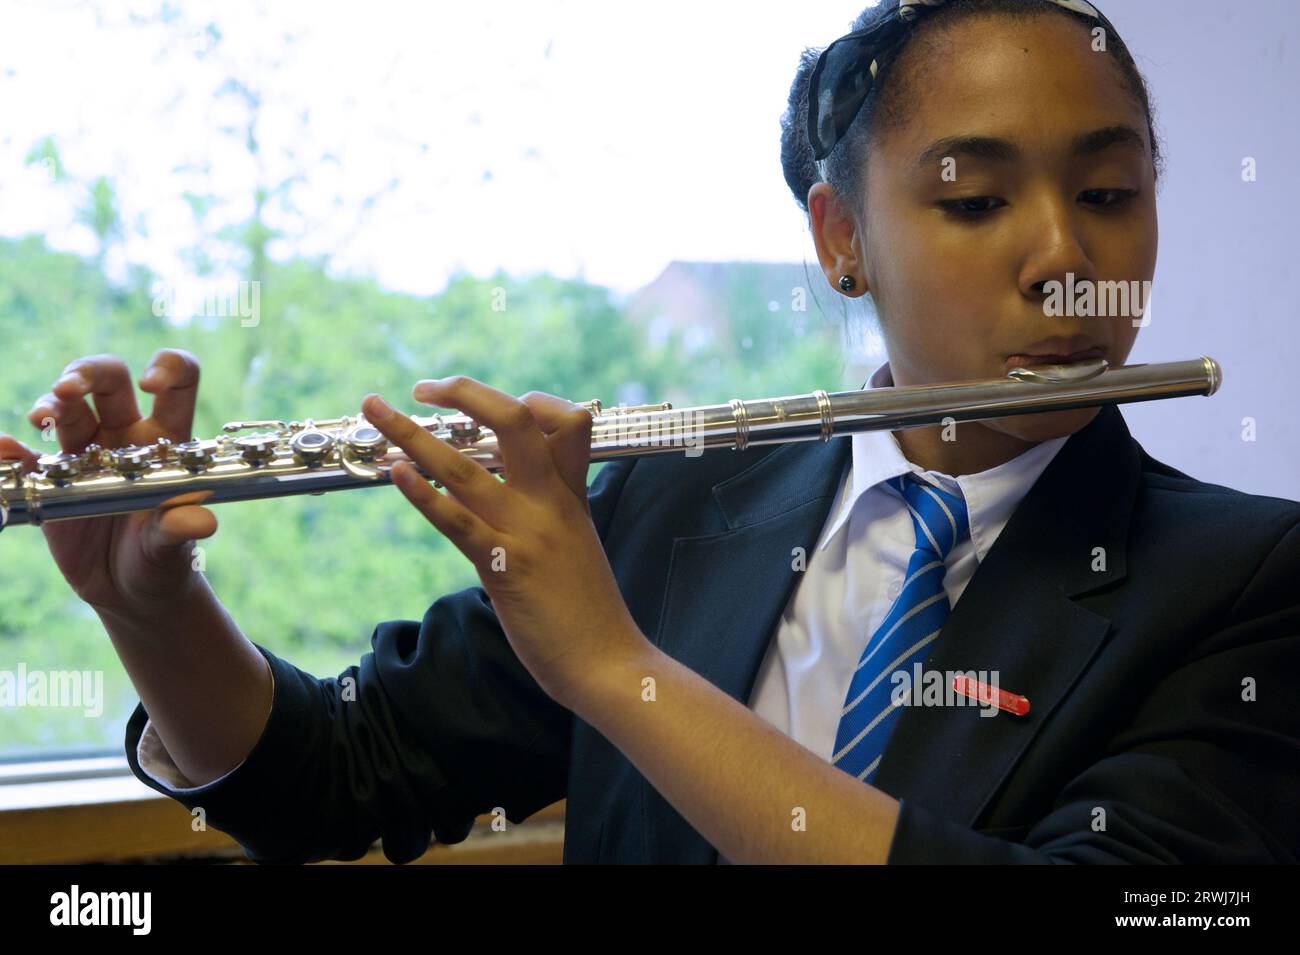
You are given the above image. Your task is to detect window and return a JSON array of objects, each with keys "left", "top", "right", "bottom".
[{"left": 0, "top": 0, "right": 872, "bottom": 767}]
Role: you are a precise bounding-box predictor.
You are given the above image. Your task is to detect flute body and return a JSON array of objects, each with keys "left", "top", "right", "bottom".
[{"left": 0, "top": 356, "right": 1221, "bottom": 530}]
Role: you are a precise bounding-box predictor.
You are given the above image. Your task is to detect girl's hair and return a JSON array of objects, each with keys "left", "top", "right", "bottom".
[{"left": 781, "top": 0, "right": 1166, "bottom": 219}]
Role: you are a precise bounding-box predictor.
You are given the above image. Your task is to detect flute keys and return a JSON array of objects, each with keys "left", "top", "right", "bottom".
[
  {"left": 289, "top": 429, "right": 335, "bottom": 466},
  {"left": 79, "top": 443, "right": 108, "bottom": 473},
  {"left": 175, "top": 439, "right": 220, "bottom": 472},
  {"left": 443, "top": 415, "right": 481, "bottom": 443},
  {"left": 37, "top": 451, "right": 81, "bottom": 485},
  {"left": 235, "top": 434, "right": 279, "bottom": 466},
  {"left": 344, "top": 424, "right": 387, "bottom": 461},
  {"left": 112, "top": 445, "right": 153, "bottom": 477}
]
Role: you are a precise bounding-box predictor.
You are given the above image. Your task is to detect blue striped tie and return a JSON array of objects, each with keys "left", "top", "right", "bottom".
[{"left": 831, "top": 472, "right": 970, "bottom": 784}]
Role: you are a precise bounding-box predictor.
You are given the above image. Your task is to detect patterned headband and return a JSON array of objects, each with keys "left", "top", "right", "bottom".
[{"left": 807, "top": 0, "right": 1115, "bottom": 170}]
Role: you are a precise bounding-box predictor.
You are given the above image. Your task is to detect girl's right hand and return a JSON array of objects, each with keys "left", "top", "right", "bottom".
[{"left": 0, "top": 350, "right": 219, "bottom": 618}]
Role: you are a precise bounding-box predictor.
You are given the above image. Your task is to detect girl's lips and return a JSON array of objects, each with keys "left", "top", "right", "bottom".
[{"left": 1004, "top": 347, "right": 1106, "bottom": 370}]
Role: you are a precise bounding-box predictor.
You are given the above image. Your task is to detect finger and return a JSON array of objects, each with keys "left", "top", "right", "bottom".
[
  {"left": 519, "top": 392, "right": 594, "bottom": 502},
  {"left": 28, "top": 391, "right": 99, "bottom": 453},
  {"left": 363, "top": 394, "right": 505, "bottom": 522},
  {"left": 0, "top": 434, "right": 41, "bottom": 472},
  {"left": 54, "top": 355, "right": 142, "bottom": 434},
  {"left": 389, "top": 460, "right": 494, "bottom": 563},
  {"left": 140, "top": 348, "right": 200, "bottom": 439},
  {"left": 146, "top": 505, "right": 219, "bottom": 551},
  {"left": 412, "top": 376, "right": 553, "bottom": 491},
  {"left": 515, "top": 391, "right": 583, "bottom": 432},
  {"left": 143, "top": 492, "right": 219, "bottom": 551}
]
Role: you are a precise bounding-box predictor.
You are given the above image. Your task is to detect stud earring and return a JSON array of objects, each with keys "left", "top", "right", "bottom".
[{"left": 838, "top": 274, "right": 857, "bottom": 293}]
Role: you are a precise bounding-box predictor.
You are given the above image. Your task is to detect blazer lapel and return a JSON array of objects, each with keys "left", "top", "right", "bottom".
[{"left": 870, "top": 403, "right": 1141, "bottom": 826}]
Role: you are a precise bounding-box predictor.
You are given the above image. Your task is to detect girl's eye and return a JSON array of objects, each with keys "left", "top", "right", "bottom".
[
  {"left": 937, "top": 196, "right": 1005, "bottom": 220},
  {"left": 938, "top": 189, "right": 1139, "bottom": 222},
  {"left": 1080, "top": 188, "right": 1139, "bottom": 207}
]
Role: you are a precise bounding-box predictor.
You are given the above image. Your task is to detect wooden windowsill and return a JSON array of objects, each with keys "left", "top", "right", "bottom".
[{"left": 0, "top": 758, "right": 565, "bottom": 864}]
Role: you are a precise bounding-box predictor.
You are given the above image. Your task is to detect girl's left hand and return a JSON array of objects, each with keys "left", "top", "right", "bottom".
[{"left": 361, "top": 377, "right": 649, "bottom": 710}]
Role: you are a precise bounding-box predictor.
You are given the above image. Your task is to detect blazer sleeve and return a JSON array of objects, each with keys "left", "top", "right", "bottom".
[
  {"left": 122, "top": 457, "right": 639, "bottom": 865},
  {"left": 887, "top": 517, "right": 1300, "bottom": 865}
]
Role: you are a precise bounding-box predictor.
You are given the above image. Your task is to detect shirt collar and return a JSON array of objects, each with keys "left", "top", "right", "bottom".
[{"left": 820, "top": 360, "right": 1070, "bottom": 562}]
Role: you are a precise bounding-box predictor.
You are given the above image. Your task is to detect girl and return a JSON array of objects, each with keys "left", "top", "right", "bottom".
[{"left": 4, "top": 0, "right": 1297, "bottom": 864}]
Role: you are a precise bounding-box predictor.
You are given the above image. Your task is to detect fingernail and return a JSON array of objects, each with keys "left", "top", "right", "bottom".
[
  {"left": 365, "top": 394, "right": 394, "bottom": 420},
  {"left": 54, "top": 373, "right": 84, "bottom": 390}
]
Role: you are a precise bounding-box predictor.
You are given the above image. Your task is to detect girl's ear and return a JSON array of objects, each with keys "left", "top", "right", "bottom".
[{"left": 808, "top": 182, "right": 864, "bottom": 295}]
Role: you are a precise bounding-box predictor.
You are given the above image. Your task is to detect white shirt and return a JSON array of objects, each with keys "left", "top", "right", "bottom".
[
  {"left": 745, "top": 360, "right": 1068, "bottom": 764},
  {"left": 136, "top": 360, "right": 1071, "bottom": 838}
]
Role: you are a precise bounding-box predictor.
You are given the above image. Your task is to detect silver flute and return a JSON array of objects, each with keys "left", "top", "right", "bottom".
[{"left": 0, "top": 356, "right": 1221, "bottom": 531}]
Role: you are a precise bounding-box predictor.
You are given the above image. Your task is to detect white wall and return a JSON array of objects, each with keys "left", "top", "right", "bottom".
[{"left": 1108, "top": 0, "right": 1299, "bottom": 501}]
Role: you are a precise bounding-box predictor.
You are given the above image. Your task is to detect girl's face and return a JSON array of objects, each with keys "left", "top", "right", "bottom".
[{"left": 812, "top": 12, "right": 1158, "bottom": 445}]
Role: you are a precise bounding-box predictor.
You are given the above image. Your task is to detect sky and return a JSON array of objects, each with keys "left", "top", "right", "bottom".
[{"left": 0, "top": 0, "right": 868, "bottom": 300}]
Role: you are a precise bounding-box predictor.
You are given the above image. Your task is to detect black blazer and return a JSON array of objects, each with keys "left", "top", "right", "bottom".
[{"left": 124, "top": 403, "right": 1300, "bottom": 863}]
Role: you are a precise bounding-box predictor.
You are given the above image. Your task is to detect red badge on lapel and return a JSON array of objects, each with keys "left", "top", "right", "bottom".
[{"left": 952, "top": 675, "right": 1031, "bottom": 716}]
